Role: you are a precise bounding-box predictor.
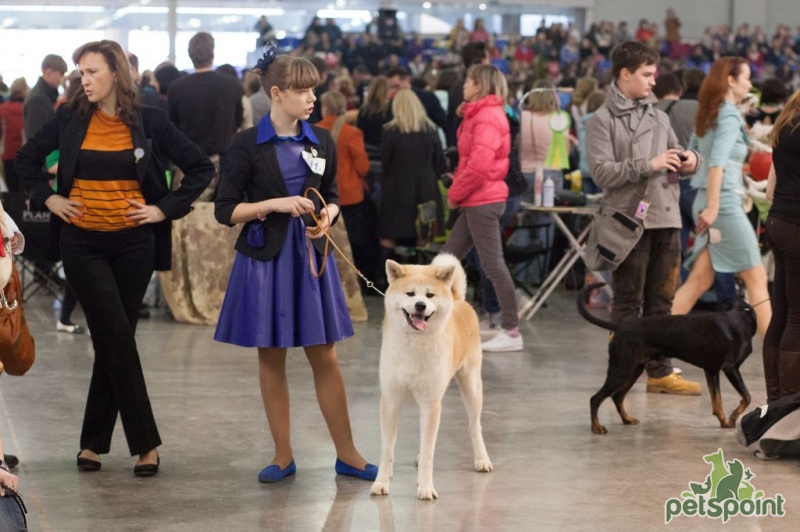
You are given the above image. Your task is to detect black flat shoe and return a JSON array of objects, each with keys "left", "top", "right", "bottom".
[
  {"left": 77, "top": 452, "right": 101, "bottom": 472},
  {"left": 3, "top": 455, "right": 19, "bottom": 469},
  {"left": 133, "top": 455, "right": 160, "bottom": 477}
]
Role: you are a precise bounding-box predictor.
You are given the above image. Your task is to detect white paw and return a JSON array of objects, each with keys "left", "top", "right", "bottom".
[
  {"left": 475, "top": 457, "right": 493, "bottom": 472},
  {"left": 371, "top": 481, "right": 390, "bottom": 496},
  {"left": 417, "top": 485, "right": 438, "bottom": 500}
]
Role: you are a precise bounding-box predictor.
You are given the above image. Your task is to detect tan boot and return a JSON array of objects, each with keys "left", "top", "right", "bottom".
[
  {"left": 763, "top": 345, "right": 781, "bottom": 403},
  {"left": 778, "top": 351, "right": 800, "bottom": 399},
  {"left": 646, "top": 373, "right": 702, "bottom": 395}
]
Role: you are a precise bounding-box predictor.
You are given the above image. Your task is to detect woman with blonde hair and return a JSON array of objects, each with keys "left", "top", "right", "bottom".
[
  {"left": 356, "top": 75, "right": 392, "bottom": 147},
  {"left": 519, "top": 79, "right": 560, "bottom": 177},
  {"left": 569, "top": 77, "right": 599, "bottom": 127},
  {"left": 762, "top": 88, "right": 800, "bottom": 401},
  {"left": 377, "top": 89, "right": 444, "bottom": 269},
  {"left": 442, "top": 64, "right": 520, "bottom": 352}
]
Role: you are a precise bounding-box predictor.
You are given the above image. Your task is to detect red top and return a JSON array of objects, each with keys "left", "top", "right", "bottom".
[{"left": 0, "top": 99, "right": 24, "bottom": 161}]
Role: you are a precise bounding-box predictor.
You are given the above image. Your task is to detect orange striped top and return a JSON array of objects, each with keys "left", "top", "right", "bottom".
[{"left": 70, "top": 110, "right": 145, "bottom": 231}]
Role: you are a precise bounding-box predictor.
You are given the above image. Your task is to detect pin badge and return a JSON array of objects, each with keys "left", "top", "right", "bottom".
[
  {"left": 311, "top": 148, "right": 317, "bottom": 157},
  {"left": 134, "top": 147, "right": 145, "bottom": 163}
]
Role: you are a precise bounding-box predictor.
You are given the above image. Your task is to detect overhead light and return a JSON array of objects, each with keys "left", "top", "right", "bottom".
[
  {"left": 176, "top": 8, "right": 285, "bottom": 17},
  {"left": 479, "top": 3, "right": 487, "bottom": 10},
  {"left": 115, "top": 7, "right": 169, "bottom": 19},
  {"left": 423, "top": 2, "right": 432, "bottom": 8},
  {"left": 317, "top": 10, "right": 372, "bottom": 19},
  {"left": 0, "top": 5, "right": 105, "bottom": 13}
]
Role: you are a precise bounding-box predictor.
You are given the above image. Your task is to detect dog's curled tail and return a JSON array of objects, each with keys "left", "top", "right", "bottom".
[
  {"left": 577, "top": 282, "right": 616, "bottom": 331},
  {"left": 432, "top": 253, "right": 467, "bottom": 302}
]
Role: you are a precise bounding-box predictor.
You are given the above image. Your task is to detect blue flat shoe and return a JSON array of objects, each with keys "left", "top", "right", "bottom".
[
  {"left": 335, "top": 458, "right": 378, "bottom": 481},
  {"left": 258, "top": 460, "right": 296, "bottom": 483}
]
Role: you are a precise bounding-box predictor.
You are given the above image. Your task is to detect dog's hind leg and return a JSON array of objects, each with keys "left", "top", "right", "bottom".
[
  {"left": 722, "top": 366, "right": 751, "bottom": 425},
  {"left": 454, "top": 366, "right": 493, "bottom": 473},
  {"left": 704, "top": 371, "right": 730, "bottom": 428},
  {"left": 611, "top": 362, "right": 647, "bottom": 426},
  {"left": 371, "top": 395, "right": 404, "bottom": 496},
  {"left": 416, "top": 402, "right": 443, "bottom": 500}
]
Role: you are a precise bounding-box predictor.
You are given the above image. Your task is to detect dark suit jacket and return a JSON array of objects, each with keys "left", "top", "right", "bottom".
[
  {"left": 413, "top": 87, "right": 447, "bottom": 131},
  {"left": 215, "top": 124, "right": 340, "bottom": 261},
  {"left": 15, "top": 104, "right": 215, "bottom": 270}
]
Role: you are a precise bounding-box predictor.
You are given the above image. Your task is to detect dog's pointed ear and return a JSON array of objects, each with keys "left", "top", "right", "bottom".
[
  {"left": 435, "top": 265, "right": 456, "bottom": 286},
  {"left": 386, "top": 260, "right": 405, "bottom": 283}
]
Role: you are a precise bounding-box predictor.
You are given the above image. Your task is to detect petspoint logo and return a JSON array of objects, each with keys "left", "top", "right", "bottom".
[{"left": 665, "top": 448, "right": 786, "bottom": 524}]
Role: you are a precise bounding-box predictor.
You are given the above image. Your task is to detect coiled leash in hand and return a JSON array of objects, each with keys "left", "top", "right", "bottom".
[{"left": 304, "top": 187, "right": 385, "bottom": 297}]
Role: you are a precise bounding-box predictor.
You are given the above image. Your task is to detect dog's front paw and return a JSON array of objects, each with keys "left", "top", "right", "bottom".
[
  {"left": 417, "top": 484, "right": 438, "bottom": 500},
  {"left": 591, "top": 424, "right": 608, "bottom": 435},
  {"left": 475, "top": 457, "right": 493, "bottom": 472},
  {"left": 622, "top": 416, "right": 639, "bottom": 425},
  {"left": 371, "top": 480, "right": 391, "bottom": 496}
]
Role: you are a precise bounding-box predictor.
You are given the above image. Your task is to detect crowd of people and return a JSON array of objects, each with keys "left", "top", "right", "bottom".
[{"left": 1, "top": 9, "right": 800, "bottom": 516}]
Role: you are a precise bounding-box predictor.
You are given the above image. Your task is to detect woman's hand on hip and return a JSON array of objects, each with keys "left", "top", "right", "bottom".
[
  {"left": 695, "top": 205, "right": 719, "bottom": 235},
  {"left": 126, "top": 199, "right": 166, "bottom": 224},
  {"left": 45, "top": 195, "right": 84, "bottom": 223}
]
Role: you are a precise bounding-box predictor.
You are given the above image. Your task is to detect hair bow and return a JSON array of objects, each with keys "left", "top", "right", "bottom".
[{"left": 255, "top": 46, "right": 277, "bottom": 70}]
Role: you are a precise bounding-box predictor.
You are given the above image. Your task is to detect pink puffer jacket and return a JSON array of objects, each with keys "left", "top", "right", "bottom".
[{"left": 449, "top": 95, "right": 510, "bottom": 207}]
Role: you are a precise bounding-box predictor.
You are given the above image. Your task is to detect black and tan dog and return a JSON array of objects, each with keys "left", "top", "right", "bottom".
[{"left": 578, "top": 283, "right": 757, "bottom": 434}]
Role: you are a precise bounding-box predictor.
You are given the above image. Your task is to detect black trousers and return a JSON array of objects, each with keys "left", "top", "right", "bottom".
[
  {"left": 765, "top": 215, "right": 800, "bottom": 350},
  {"left": 612, "top": 228, "right": 681, "bottom": 378},
  {"left": 60, "top": 224, "right": 161, "bottom": 456}
]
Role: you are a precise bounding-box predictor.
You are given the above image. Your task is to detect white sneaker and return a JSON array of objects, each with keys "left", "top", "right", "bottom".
[{"left": 481, "top": 330, "right": 523, "bottom": 352}]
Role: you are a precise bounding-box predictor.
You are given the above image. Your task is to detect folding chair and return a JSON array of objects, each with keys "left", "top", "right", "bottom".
[
  {"left": 503, "top": 210, "right": 553, "bottom": 297},
  {"left": 1, "top": 192, "right": 64, "bottom": 302}
]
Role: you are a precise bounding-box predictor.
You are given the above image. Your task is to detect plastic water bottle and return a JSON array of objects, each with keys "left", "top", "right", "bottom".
[
  {"left": 543, "top": 175, "right": 555, "bottom": 207},
  {"left": 534, "top": 164, "right": 544, "bottom": 206}
]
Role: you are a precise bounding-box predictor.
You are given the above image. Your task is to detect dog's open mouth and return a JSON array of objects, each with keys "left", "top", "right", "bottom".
[{"left": 403, "top": 310, "right": 432, "bottom": 331}]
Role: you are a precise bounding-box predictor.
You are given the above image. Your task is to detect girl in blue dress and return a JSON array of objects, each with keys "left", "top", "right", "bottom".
[
  {"left": 671, "top": 57, "right": 771, "bottom": 340},
  {"left": 214, "top": 49, "right": 376, "bottom": 483}
]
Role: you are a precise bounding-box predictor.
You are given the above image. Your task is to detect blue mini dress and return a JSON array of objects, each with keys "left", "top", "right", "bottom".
[
  {"left": 687, "top": 102, "right": 761, "bottom": 273},
  {"left": 214, "top": 126, "right": 354, "bottom": 348}
]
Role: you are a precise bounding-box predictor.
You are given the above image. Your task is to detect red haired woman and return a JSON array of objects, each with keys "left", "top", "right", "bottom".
[{"left": 672, "top": 58, "right": 771, "bottom": 351}]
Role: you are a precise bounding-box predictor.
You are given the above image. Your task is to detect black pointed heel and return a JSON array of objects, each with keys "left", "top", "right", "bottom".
[
  {"left": 133, "top": 455, "right": 160, "bottom": 477},
  {"left": 77, "top": 451, "right": 101, "bottom": 472}
]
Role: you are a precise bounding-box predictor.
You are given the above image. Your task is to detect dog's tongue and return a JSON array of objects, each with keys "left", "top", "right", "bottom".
[{"left": 411, "top": 314, "right": 428, "bottom": 331}]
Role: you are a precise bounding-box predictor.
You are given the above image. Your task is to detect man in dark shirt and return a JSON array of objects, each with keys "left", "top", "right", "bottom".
[
  {"left": 446, "top": 43, "right": 490, "bottom": 148},
  {"left": 168, "top": 32, "right": 243, "bottom": 158},
  {"left": 23, "top": 54, "right": 67, "bottom": 141},
  {"left": 385, "top": 66, "right": 447, "bottom": 131}
]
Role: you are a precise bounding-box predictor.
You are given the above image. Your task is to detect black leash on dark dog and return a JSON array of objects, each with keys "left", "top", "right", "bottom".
[{"left": 1, "top": 483, "right": 28, "bottom": 527}]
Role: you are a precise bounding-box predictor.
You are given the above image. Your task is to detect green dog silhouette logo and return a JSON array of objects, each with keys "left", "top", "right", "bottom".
[{"left": 665, "top": 449, "right": 785, "bottom": 523}]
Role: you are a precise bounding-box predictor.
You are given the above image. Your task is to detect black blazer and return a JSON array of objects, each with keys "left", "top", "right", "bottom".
[
  {"left": 15, "top": 104, "right": 215, "bottom": 270},
  {"left": 215, "top": 124, "right": 339, "bottom": 261}
]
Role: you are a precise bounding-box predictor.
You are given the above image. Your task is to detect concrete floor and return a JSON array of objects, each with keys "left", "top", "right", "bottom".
[{"left": 1, "top": 285, "right": 799, "bottom": 531}]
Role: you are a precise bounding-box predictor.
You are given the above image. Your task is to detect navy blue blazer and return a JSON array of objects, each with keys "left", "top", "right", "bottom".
[
  {"left": 15, "top": 104, "right": 215, "bottom": 270},
  {"left": 214, "top": 123, "right": 339, "bottom": 261}
]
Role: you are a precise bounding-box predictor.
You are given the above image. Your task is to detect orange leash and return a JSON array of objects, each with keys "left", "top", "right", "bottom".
[{"left": 303, "top": 187, "right": 385, "bottom": 297}]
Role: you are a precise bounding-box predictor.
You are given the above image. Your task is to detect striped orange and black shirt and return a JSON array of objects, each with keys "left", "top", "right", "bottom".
[{"left": 70, "top": 110, "right": 145, "bottom": 231}]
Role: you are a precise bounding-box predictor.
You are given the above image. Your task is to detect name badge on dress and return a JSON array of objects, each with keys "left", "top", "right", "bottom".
[{"left": 302, "top": 150, "right": 326, "bottom": 175}]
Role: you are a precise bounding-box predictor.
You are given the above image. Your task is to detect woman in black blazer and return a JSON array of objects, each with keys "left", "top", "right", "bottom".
[
  {"left": 214, "top": 50, "right": 376, "bottom": 484},
  {"left": 16, "top": 40, "right": 214, "bottom": 476}
]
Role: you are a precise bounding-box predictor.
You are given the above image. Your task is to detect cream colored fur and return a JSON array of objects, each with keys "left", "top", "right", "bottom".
[{"left": 370, "top": 253, "right": 492, "bottom": 500}]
